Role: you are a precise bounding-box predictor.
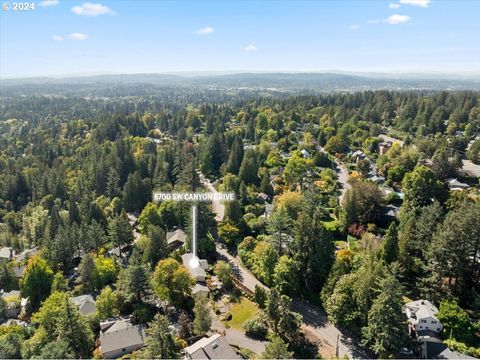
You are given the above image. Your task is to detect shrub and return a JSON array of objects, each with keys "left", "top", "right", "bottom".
[{"left": 244, "top": 316, "right": 268, "bottom": 339}]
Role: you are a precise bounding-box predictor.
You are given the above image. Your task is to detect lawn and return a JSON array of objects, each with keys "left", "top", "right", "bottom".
[{"left": 225, "top": 297, "right": 259, "bottom": 331}]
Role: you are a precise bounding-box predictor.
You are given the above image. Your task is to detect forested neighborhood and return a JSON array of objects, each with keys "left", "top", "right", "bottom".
[{"left": 0, "top": 83, "right": 479, "bottom": 359}]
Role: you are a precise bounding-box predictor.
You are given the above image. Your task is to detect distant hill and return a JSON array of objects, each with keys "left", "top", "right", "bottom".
[{"left": 2, "top": 72, "right": 479, "bottom": 95}]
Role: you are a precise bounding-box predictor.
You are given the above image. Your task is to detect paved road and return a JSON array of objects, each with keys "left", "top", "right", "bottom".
[
  {"left": 461, "top": 159, "right": 480, "bottom": 177},
  {"left": 336, "top": 161, "right": 351, "bottom": 204},
  {"left": 198, "top": 171, "right": 225, "bottom": 221},
  {"left": 211, "top": 315, "right": 267, "bottom": 354},
  {"left": 317, "top": 146, "right": 351, "bottom": 203}
]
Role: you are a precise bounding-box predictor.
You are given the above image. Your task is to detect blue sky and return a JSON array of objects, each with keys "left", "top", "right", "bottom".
[{"left": 1, "top": 0, "right": 479, "bottom": 77}]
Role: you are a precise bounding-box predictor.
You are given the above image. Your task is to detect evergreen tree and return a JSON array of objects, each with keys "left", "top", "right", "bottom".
[
  {"left": 142, "top": 314, "right": 179, "bottom": 359},
  {"left": 226, "top": 136, "right": 244, "bottom": 175},
  {"left": 292, "top": 209, "right": 334, "bottom": 293},
  {"left": 239, "top": 150, "right": 259, "bottom": 185},
  {"left": 260, "top": 171, "right": 274, "bottom": 197},
  {"left": 108, "top": 209, "right": 134, "bottom": 256},
  {"left": 259, "top": 336, "right": 293, "bottom": 359},
  {"left": 56, "top": 297, "right": 94, "bottom": 358},
  {"left": 382, "top": 222, "right": 399, "bottom": 264},
  {"left": 193, "top": 296, "right": 212, "bottom": 335},
  {"left": 361, "top": 268, "right": 408, "bottom": 358}
]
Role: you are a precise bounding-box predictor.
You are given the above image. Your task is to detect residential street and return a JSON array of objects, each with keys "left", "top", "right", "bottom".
[{"left": 318, "top": 146, "right": 351, "bottom": 203}]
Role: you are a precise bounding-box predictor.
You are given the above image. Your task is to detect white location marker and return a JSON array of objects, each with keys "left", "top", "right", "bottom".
[{"left": 189, "top": 204, "right": 199, "bottom": 268}]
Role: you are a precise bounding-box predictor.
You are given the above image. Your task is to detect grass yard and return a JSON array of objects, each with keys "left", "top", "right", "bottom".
[{"left": 225, "top": 296, "right": 259, "bottom": 331}]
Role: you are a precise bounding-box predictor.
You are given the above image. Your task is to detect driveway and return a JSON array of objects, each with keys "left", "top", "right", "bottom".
[{"left": 211, "top": 315, "right": 267, "bottom": 354}]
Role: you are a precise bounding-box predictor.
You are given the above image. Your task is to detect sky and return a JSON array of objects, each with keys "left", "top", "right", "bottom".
[{"left": 1, "top": 0, "right": 479, "bottom": 78}]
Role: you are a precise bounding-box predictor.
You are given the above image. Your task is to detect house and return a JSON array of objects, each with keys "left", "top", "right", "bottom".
[
  {"left": 14, "top": 247, "right": 38, "bottom": 262},
  {"left": 0, "top": 247, "right": 14, "bottom": 263},
  {"left": 447, "top": 178, "right": 469, "bottom": 191},
  {"left": 405, "top": 300, "right": 443, "bottom": 333},
  {"left": 99, "top": 318, "right": 145, "bottom": 359},
  {"left": 262, "top": 204, "right": 274, "bottom": 218},
  {"left": 300, "top": 149, "right": 311, "bottom": 158},
  {"left": 418, "top": 335, "right": 475, "bottom": 359},
  {"left": 126, "top": 212, "right": 140, "bottom": 227},
  {"left": 367, "top": 174, "right": 385, "bottom": 184},
  {"left": 182, "top": 253, "right": 207, "bottom": 282},
  {"left": 257, "top": 192, "right": 270, "bottom": 203},
  {"left": 70, "top": 294, "right": 96, "bottom": 316},
  {"left": 384, "top": 205, "right": 400, "bottom": 219},
  {"left": 166, "top": 229, "right": 187, "bottom": 250},
  {"left": 378, "top": 141, "right": 393, "bottom": 155},
  {"left": 0, "top": 290, "right": 22, "bottom": 319},
  {"left": 351, "top": 150, "right": 367, "bottom": 162},
  {"left": 184, "top": 333, "right": 240, "bottom": 360},
  {"left": 12, "top": 264, "right": 26, "bottom": 279},
  {"left": 192, "top": 283, "right": 210, "bottom": 298}
]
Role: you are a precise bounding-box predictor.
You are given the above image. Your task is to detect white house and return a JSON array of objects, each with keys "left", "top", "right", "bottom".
[
  {"left": 404, "top": 300, "right": 443, "bottom": 333},
  {"left": 182, "top": 253, "right": 208, "bottom": 282}
]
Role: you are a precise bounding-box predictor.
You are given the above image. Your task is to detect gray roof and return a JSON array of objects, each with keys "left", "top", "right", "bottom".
[
  {"left": 166, "top": 229, "right": 187, "bottom": 245},
  {"left": 1, "top": 290, "right": 20, "bottom": 299},
  {"left": 70, "top": 294, "right": 96, "bottom": 316},
  {"left": 184, "top": 334, "right": 240, "bottom": 360},
  {"left": 182, "top": 253, "right": 207, "bottom": 280},
  {"left": 12, "top": 264, "right": 26, "bottom": 278},
  {"left": 100, "top": 320, "right": 145, "bottom": 354},
  {"left": 0, "top": 247, "right": 14, "bottom": 259},
  {"left": 192, "top": 283, "right": 210, "bottom": 295},
  {"left": 15, "top": 247, "right": 38, "bottom": 262},
  {"left": 405, "top": 299, "right": 439, "bottom": 319}
]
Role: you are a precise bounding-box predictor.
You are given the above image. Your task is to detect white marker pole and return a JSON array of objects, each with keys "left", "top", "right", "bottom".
[{"left": 192, "top": 204, "right": 197, "bottom": 260}]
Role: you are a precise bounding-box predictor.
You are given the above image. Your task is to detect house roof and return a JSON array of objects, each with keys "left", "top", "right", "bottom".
[
  {"left": 100, "top": 320, "right": 145, "bottom": 355},
  {"left": 0, "top": 247, "right": 14, "bottom": 259},
  {"left": 184, "top": 333, "right": 240, "bottom": 360},
  {"left": 15, "top": 247, "right": 38, "bottom": 262},
  {"left": 182, "top": 253, "right": 207, "bottom": 279},
  {"left": 192, "top": 283, "right": 210, "bottom": 295},
  {"left": 1, "top": 290, "right": 20, "bottom": 299},
  {"left": 70, "top": 294, "right": 96, "bottom": 316},
  {"left": 447, "top": 178, "right": 469, "bottom": 189},
  {"left": 12, "top": 264, "right": 26, "bottom": 278},
  {"left": 405, "top": 299, "right": 439, "bottom": 319},
  {"left": 166, "top": 229, "right": 187, "bottom": 245}
]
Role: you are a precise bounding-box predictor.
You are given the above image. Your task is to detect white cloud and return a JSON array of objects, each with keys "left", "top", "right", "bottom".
[
  {"left": 195, "top": 26, "right": 215, "bottom": 35},
  {"left": 389, "top": 3, "right": 401, "bottom": 9},
  {"left": 350, "top": 24, "right": 360, "bottom": 30},
  {"left": 384, "top": 14, "right": 411, "bottom": 24},
  {"left": 399, "top": 0, "right": 431, "bottom": 7},
  {"left": 38, "top": 0, "right": 59, "bottom": 6},
  {"left": 68, "top": 33, "right": 88, "bottom": 40},
  {"left": 52, "top": 35, "right": 63, "bottom": 41},
  {"left": 71, "top": 3, "right": 115, "bottom": 16},
  {"left": 243, "top": 44, "right": 258, "bottom": 52}
]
